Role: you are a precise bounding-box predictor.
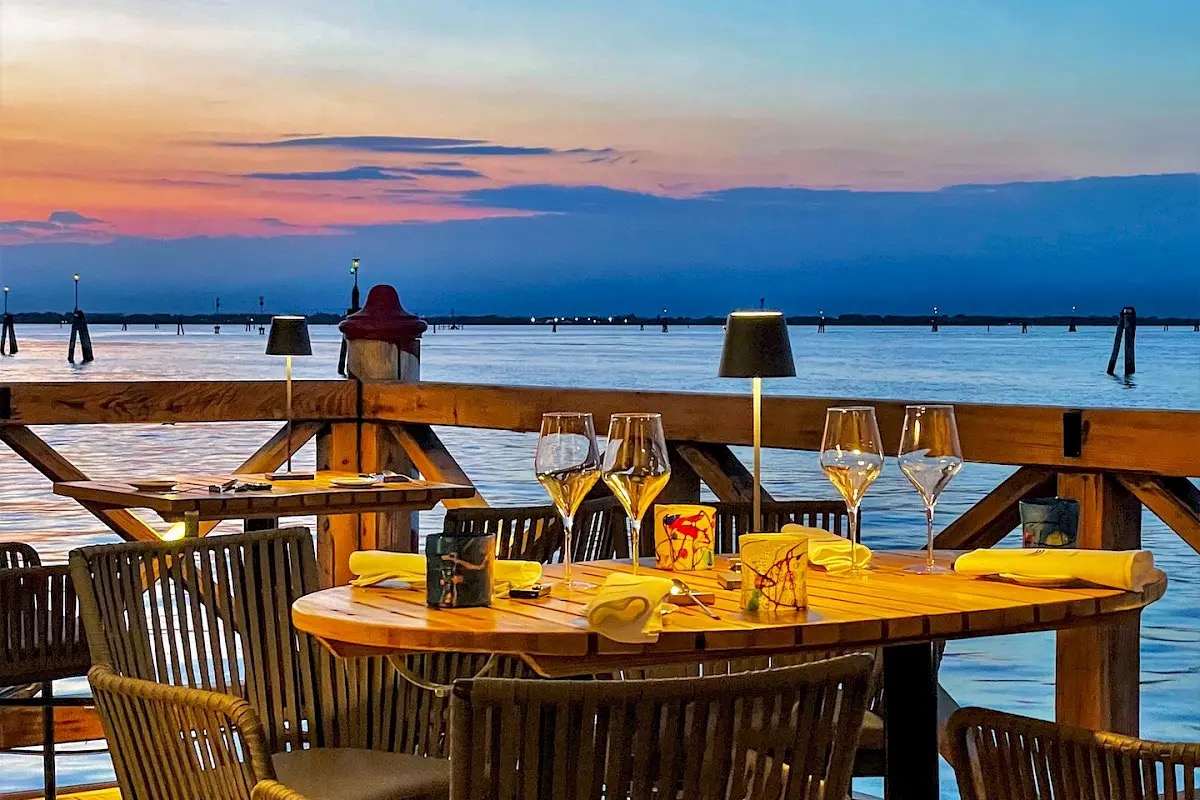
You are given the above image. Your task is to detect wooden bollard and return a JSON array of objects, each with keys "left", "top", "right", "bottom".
[
  {"left": 176, "top": 317, "right": 185, "bottom": 335},
  {"left": 0, "top": 314, "right": 17, "bottom": 355},
  {"left": 1106, "top": 306, "right": 1137, "bottom": 375},
  {"left": 316, "top": 285, "right": 426, "bottom": 585},
  {"left": 68, "top": 310, "right": 94, "bottom": 364},
  {"left": 1021, "top": 322, "right": 1029, "bottom": 334}
]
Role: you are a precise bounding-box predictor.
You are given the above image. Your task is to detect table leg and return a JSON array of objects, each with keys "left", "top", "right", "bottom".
[
  {"left": 183, "top": 510, "right": 200, "bottom": 539},
  {"left": 245, "top": 517, "right": 280, "bottom": 532},
  {"left": 883, "top": 642, "right": 939, "bottom": 800},
  {"left": 1056, "top": 611, "right": 1141, "bottom": 735}
]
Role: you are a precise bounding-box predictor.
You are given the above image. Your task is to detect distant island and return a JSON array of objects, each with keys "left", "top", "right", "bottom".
[{"left": 5, "top": 311, "right": 1199, "bottom": 329}]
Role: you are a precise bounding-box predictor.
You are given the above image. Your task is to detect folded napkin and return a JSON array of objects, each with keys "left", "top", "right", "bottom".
[
  {"left": 780, "top": 525, "right": 872, "bottom": 572},
  {"left": 585, "top": 573, "right": 674, "bottom": 644},
  {"left": 348, "top": 550, "right": 542, "bottom": 593},
  {"left": 953, "top": 548, "right": 1157, "bottom": 591}
]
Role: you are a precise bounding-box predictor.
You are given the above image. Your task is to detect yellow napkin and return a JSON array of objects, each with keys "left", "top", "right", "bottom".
[
  {"left": 348, "top": 551, "right": 542, "bottom": 593},
  {"left": 585, "top": 573, "right": 674, "bottom": 644},
  {"left": 780, "top": 525, "right": 872, "bottom": 572},
  {"left": 953, "top": 548, "right": 1157, "bottom": 591}
]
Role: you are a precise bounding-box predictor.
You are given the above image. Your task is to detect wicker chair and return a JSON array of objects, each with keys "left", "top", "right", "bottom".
[
  {"left": 443, "top": 496, "right": 624, "bottom": 562},
  {"left": 70, "top": 528, "right": 451, "bottom": 800},
  {"left": 0, "top": 545, "right": 94, "bottom": 800},
  {"left": 448, "top": 654, "right": 874, "bottom": 800},
  {"left": 708, "top": 499, "right": 852, "bottom": 553},
  {"left": 947, "top": 706, "right": 1200, "bottom": 800},
  {"left": 253, "top": 780, "right": 313, "bottom": 800}
]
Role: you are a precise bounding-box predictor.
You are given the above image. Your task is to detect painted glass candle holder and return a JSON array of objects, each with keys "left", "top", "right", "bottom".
[
  {"left": 653, "top": 504, "right": 716, "bottom": 571},
  {"left": 740, "top": 533, "right": 808, "bottom": 612},
  {"left": 1019, "top": 497, "right": 1080, "bottom": 548},
  {"left": 425, "top": 532, "right": 495, "bottom": 608}
]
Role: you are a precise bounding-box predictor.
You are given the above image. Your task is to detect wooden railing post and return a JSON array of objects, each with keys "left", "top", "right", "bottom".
[
  {"left": 1054, "top": 471, "right": 1142, "bottom": 735},
  {"left": 315, "top": 423, "right": 360, "bottom": 587}
]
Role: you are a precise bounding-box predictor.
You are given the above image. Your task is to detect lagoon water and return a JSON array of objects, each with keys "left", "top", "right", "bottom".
[{"left": 2, "top": 322, "right": 1199, "bottom": 797}]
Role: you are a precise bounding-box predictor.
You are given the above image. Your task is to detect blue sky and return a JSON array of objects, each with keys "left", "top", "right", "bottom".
[{"left": 1, "top": 1, "right": 1197, "bottom": 313}]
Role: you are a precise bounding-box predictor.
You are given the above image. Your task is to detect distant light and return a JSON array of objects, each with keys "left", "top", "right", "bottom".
[
  {"left": 607, "top": 316, "right": 613, "bottom": 322},
  {"left": 574, "top": 317, "right": 579, "bottom": 321},
  {"left": 73, "top": 274, "right": 80, "bottom": 281},
  {"left": 623, "top": 318, "right": 628, "bottom": 324},
  {"left": 530, "top": 317, "right": 536, "bottom": 323}
]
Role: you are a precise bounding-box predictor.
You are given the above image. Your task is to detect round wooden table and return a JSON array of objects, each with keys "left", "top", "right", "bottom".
[{"left": 293, "top": 551, "right": 1167, "bottom": 800}]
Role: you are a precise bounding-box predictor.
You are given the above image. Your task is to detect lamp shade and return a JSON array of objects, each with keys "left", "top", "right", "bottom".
[
  {"left": 718, "top": 310, "right": 795, "bottom": 378},
  {"left": 266, "top": 315, "right": 312, "bottom": 356}
]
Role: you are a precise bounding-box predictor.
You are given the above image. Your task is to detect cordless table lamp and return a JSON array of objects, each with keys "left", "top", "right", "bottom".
[
  {"left": 267, "top": 315, "right": 314, "bottom": 480},
  {"left": 718, "top": 310, "right": 796, "bottom": 533}
]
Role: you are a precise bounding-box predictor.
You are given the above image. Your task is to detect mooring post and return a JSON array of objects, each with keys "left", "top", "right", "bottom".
[
  {"left": 1, "top": 286, "right": 16, "bottom": 355},
  {"left": 1069, "top": 306, "right": 1077, "bottom": 333},
  {"left": 1021, "top": 321, "right": 1029, "bottom": 334},
  {"left": 931, "top": 306, "right": 939, "bottom": 332},
  {"left": 68, "top": 310, "right": 94, "bottom": 364},
  {"left": 1107, "top": 307, "right": 1129, "bottom": 375},
  {"left": 317, "top": 285, "right": 426, "bottom": 582},
  {"left": 176, "top": 316, "right": 185, "bottom": 335},
  {"left": 818, "top": 310, "right": 826, "bottom": 334},
  {"left": 1122, "top": 306, "right": 1136, "bottom": 374}
]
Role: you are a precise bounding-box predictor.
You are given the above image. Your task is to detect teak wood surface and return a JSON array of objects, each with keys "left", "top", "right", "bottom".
[
  {"left": 52, "top": 472, "right": 475, "bottom": 522},
  {"left": 292, "top": 551, "right": 1168, "bottom": 677}
]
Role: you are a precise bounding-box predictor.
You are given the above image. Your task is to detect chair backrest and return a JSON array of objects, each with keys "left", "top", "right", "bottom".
[
  {"left": 444, "top": 497, "right": 624, "bottom": 562},
  {"left": 710, "top": 500, "right": 852, "bottom": 553},
  {"left": 69, "top": 528, "right": 351, "bottom": 753},
  {"left": 449, "top": 654, "right": 874, "bottom": 800},
  {"left": 0, "top": 564, "right": 91, "bottom": 685},
  {"left": 0, "top": 542, "right": 41, "bottom": 570},
  {"left": 947, "top": 706, "right": 1200, "bottom": 800}
]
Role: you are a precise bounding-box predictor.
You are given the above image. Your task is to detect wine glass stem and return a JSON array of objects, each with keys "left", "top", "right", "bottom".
[
  {"left": 630, "top": 519, "right": 642, "bottom": 575},
  {"left": 562, "top": 514, "right": 574, "bottom": 586},
  {"left": 924, "top": 503, "right": 936, "bottom": 567},
  {"left": 847, "top": 503, "right": 861, "bottom": 572}
]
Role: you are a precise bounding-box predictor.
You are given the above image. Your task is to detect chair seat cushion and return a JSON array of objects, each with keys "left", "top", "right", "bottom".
[{"left": 272, "top": 748, "right": 449, "bottom": 800}]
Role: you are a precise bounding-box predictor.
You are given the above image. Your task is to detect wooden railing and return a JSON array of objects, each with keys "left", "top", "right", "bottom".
[{"left": 2, "top": 378, "right": 1199, "bottom": 749}]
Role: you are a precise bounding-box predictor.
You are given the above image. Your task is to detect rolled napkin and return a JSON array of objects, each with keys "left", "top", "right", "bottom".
[
  {"left": 953, "top": 548, "right": 1157, "bottom": 591},
  {"left": 780, "top": 525, "right": 872, "bottom": 572},
  {"left": 349, "top": 550, "right": 542, "bottom": 593},
  {"left": 585, "top": 572, "right": 674, "bottom": 644}
]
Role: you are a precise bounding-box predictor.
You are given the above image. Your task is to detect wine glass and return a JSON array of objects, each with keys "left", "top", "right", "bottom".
[
  {"left": 898, "top": 405, "right": 963, "bottom": 574},
  {"left": 602, "top": 413, "right": 671, "bottom": 575},
  {"left": 536, "top": 412, "right": 602, "bottom": 590},
  {"left": 819, "top": 407, "right": 885, "bottom": 574}
]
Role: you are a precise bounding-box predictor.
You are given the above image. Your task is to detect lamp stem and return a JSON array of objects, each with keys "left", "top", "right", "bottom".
[
  {"left": 752, "top": 376, "right": 762, "bottom": 532},
  {"left": 285, "top": 355, "right": 293, "bottom": 474}
]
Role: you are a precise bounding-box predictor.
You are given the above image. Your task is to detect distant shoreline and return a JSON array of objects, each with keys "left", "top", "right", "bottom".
[{"left": 5, "top": 311, "right": 1199, "bottom": 328}]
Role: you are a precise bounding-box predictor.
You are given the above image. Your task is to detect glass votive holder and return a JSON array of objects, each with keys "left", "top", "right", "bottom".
[
  {"left": 425, "top": 531, "right": 495, "bottom": 608},
  {"left": 1019, "top": 497, "right": 1080, "bottom": 548},
  {"left": 740, "top": 533, "right": 808, "bottom": 612},
  {"left": 653, "top": 504, "right": 716, "bottom": 570}
]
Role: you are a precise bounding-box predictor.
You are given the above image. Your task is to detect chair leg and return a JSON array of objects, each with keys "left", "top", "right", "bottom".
[{"left": 43, "top": 681, "right": 56, "bottom": 800}]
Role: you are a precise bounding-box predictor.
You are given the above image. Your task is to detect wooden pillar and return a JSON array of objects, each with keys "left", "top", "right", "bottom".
[
  {"left": 1054, "top": 471, "right": 1142, "bottom": 735},
  {"left": 316, "top": 423, "right": 360, "bottom": 587}
]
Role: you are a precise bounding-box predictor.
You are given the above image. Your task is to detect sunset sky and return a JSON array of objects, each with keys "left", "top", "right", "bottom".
[{"left": 1, "top": 1, "right": 1198, "bottom": 313}]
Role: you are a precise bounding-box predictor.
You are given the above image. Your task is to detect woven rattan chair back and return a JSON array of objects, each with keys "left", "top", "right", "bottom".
[
  {"left": 444, "top": 496, "right": 623, "bottom": 562},
  {"left": 710, "top": 500, "right": 851, "bottom": 553},
  {"left": 0, "top": 542, "right": 41, "bottom": 570},
  {"left": 947, "top": 706, "right": 1200, "bottom": 800},
  {"left": 449, "top": 653, "right": 874, "bottom": 800},
  {"left": 0, "top": 563, "right": 91, "bottom": 686},
  {"left": 252, "top": 780, "right": 312, "bottom": 800},
  {"left": 69, "top": 527, "right": 418, "bottom": 755}
]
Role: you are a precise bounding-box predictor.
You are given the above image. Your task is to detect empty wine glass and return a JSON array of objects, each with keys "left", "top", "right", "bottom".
[
  {"left": 819, "top": 407, "right": 885, "bottom": 574},
  {"left": 602, "top": 413, "right": 671, "bottom": 575},
  {"left": 536, "top": 412, "right": 602, "bottom": 590},
  {"left": 898, "top": 405, "right": 963, "bottom": 574}
]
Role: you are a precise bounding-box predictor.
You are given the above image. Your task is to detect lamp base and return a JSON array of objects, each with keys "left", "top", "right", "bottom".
[{"left": 267, "top": 471, "right": 316, "bottom": 482}]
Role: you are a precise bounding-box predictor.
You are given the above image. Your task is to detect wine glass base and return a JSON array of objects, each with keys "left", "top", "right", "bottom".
[
  {"left": 559, "top": 578, "right": 598, "bottom": 592},
  {"left": 905, "top": 563, "right": 953, "bottom": 575}
]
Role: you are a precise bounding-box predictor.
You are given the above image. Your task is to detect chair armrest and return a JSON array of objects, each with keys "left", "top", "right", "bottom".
[
  {"left": 252, "top": 780, "right": 313, "bottom": 800},
  {"left": 89, "top": 665, "right": 277, "bottom": 796}
]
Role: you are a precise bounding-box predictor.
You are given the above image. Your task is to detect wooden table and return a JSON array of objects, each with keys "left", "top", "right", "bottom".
[
  {"left": 293, "top": 551, "right": 1168, "bottom": 800},
  {"left": 54, "top": 471, "right": 475, "bottom": 536}
]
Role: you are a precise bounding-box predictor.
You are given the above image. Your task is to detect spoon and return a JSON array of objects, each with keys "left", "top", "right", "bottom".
[{"left": 670, "top": 578, "right": 720, "bottom": 620}]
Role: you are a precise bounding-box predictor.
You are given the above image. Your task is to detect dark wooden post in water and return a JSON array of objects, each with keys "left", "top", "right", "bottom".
[
  {"left": 1106, "top": 306, "right": 1137, "bottom": 375},
  {"left": 931, "top": 306, "right": 939, "bottom": 332},
  {"left": 317, "top": 285, "right": 426, "bottom": 584},
  {"left": 817, "top": 310, "right": 826, "bottom": 333},
  {"left": 1069, "top": 306, "right": 1077, "bottom": 332},
  {"left": 68, "top": 311, "right": 94, "bottom": 364},
  {"left": 1021, "top": 321, "right": 1029, "bottom": 334},
  {"left": 1, "top": 286, "right": 16, "bottom": 356},
  {"left": 176, "top": 317, "right": 185, "bottom": 335}
]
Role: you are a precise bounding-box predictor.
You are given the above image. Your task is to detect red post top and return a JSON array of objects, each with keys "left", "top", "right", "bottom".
[{"left": 339, "top": 285, "right": 427, "bottom": 354}]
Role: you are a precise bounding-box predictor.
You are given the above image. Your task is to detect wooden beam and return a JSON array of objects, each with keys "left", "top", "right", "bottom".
[
  {"left": 0, "top": 381, "right": 357, "bottom": 426},
  {"left": 316, "top": 423, "right": 363, "bottom": 587},
  {"left": 934, "top": 467, "right": 1057, "bottom": 549},
  {"left": 1054, "top": 472, "right": 1141, "bottom": 736},
  {"left": 388, "top": 423, "right": 488, "bottom": 508},
  {"left": 1116, "top": 474, "right": 1200, "bottom": 555},
  {"left": 362, "top": 381, "right": 1200, "bottom": 476},
  {"left": 0, "top": 705, "right": 103, "bottom": 750},
  {"left": 0, "top": 426, "right": 160, "bottom": 541},
  {"left": 671, "top": 442, "right": 770, "bottom": 503}
]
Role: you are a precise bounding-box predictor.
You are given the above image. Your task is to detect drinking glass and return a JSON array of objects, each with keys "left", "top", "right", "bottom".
[
  {"left": 602, "top": 413, "right": 671, "bottom": 575},
  {"left": 536, "top": 412, "right": 602, "bottom": 590},
  {"left": 819, "top": 407, "right": 885, "bottom": 574},
  {"left": 898, "top": 404, "right": 963, "bottom": 574}
]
